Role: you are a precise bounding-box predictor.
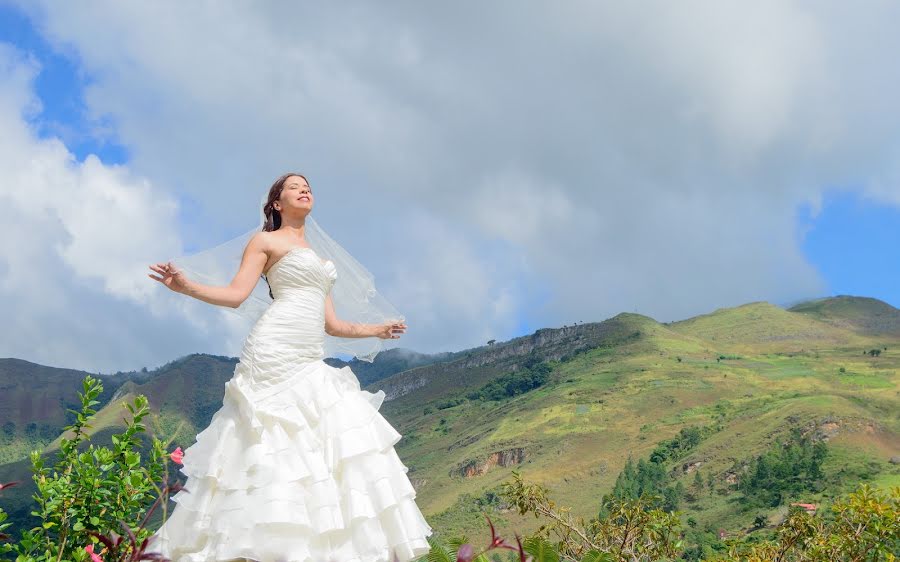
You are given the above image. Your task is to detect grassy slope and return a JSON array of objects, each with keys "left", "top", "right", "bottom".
[
  {"left": 376, "top": 299, "right": 900, "bottom": 541},
  {"left": 1, "top": 297, "right": 897, "bottom": 544},
  {"left": 0, "top": 359, "right": 135, "bottom": 464},
  {"left": 788, "top": 294, "right": 900, "bottom": 336}
]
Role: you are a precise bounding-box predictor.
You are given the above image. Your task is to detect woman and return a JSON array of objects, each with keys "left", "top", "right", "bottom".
[{"left": 145, "top": 173, "right": 433, "bottom": 562}]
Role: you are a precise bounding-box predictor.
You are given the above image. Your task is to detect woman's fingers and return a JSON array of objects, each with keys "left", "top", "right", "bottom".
[{"left": 390, "top": 322, "right": 406, "bottom": 338}]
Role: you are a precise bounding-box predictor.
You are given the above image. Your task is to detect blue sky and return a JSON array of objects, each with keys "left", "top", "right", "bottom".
[
  {"left": 0, "top": 4, "right": 127, "bottom": 163},
  {"left": 799, "top": 192, "right": 900, "bottom": 308},
  {"left": 2, "top": 3, "right": 900, "bottom": 372}
]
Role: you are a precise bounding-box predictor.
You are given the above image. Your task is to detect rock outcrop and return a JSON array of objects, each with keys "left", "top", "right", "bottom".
[{"left": 451, "top": 447, "right": 527, "bottom": 478}]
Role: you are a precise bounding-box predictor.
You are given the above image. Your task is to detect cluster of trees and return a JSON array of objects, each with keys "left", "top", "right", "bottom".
[
  {"left": 466, "top": 356, "right": 552, "bottom": 402},
  {"left": 423, "top": 354, "right": 554, "bottom": 415},
  {"left": 735, "top": 426, "right": 827, "bottom": 508},
  {"left": 603, "top": 455, "right": 685, "bottom": 514},
  {"left": 649, "top": 426, "right": 711, "bottom": 464},
  {"left": 434, "top": 397, "right": 465, "bottom": 410},
  {"left": 0, "top": 421, "right": 59, "bottom": 443},
  {"left": 599, "top": 425, "right": 711, "bottom": 515}
]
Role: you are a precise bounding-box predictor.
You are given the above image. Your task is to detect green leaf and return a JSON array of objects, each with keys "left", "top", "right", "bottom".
[
  {"left": 581, "top": 551, "right": 614, "bottom": 562},
  {"left": 425, "top": 544, "right": 454, "bottom": 562},
  {"left": 522, "top": 537, "right": 559, "bottom": 562}
]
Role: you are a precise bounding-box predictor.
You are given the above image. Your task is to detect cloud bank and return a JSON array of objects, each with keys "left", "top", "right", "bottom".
[{"left": 3, "top": 2, "right": 900, "bottom": 370}]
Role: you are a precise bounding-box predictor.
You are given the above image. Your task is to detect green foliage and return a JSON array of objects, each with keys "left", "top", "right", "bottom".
[
  {"left": 688, "top": 470, "right": 705, "bottom": 502},
  {"left": 487, "top": 469, "right": 898, "bottom": 562},
  {"left": 423, "top": 512, "right": 524, "bottom": 562},
  {"left": 436, "top": 398, "right": 466, "bottom": 410},
  {"left": 500, "top": 469, "right": 683, "bottom": 561},
  {"left": 467, "top": 358, "right": 552, "bottom": 402},
  {"left": 522, "top": 536, "right": 559, "bottom": 562},
  {"left": 715, "top": 484, "right": 899, "bottom": 561},
  {"left": 649, "top": 425, "right": 709, "bottom": 464},
  {"left": 734, "top": 426, "right": 827, "bottom": 509},
  {"left": 0, "top": 375, "right": 177, "bottom": 562},
  {"left": 601, "top": 426, "right": 712, "bottom": 516}
]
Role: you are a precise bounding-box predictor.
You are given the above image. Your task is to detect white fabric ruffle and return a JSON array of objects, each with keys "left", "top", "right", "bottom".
[{"left": 147, "top": 358, "right": 433, "bottom": 562}]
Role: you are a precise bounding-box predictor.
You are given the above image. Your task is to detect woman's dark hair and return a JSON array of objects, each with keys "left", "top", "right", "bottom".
[
  {"left": 262, "top": 172, "right": 310, "bottom": 232},
  {"left": 260, "top": 172, "right": 311, "bottom": 299}
]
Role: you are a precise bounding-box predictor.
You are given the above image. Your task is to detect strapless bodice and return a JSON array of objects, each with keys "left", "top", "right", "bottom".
[
  {"left": 235, "top": 247, "right": 338, "bottom": 393},
  {"left": 266, "top": 246, "right": 337, "bottom": 299}
]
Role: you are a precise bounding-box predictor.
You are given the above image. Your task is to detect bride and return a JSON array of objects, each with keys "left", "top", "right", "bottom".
[{"left": 145, "top": 173, "right": 433, "bottom": 562}]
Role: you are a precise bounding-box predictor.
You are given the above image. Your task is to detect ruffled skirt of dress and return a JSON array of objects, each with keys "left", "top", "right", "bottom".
[{"left": 146, "top": 358, "right": 434, "bottom": 562}]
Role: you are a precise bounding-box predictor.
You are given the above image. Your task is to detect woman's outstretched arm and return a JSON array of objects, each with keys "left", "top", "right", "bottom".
[
  {"left": 148, "top": 232, "right": 268, "bottom": 309},
  {"left": 324, "top": 293, "right": 407, "bottom": 339}
]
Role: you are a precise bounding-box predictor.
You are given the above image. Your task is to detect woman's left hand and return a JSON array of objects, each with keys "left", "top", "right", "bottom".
[{"left": 375, "top": 321, "right": 407, "bottom": 339}]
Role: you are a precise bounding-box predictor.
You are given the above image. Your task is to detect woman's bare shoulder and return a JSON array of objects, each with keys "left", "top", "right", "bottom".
[{"left": 246, "top": 230, "right": 273, "bottom": 254}]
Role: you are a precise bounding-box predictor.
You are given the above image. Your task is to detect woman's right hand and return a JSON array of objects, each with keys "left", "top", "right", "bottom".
[{"left": 148, "top": 262, "right": 190, "bottom": 294}]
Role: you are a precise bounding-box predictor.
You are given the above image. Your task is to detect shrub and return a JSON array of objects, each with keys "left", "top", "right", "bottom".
[
  {"left": 500, "top": 469, "right": 683, "bottom": 561},
  {"left": 469, "top": 361, "right": 552, "bottom": 402},
  {"left": 714, "top": 484, "right": 899, "bottom": 561},
  {"left": 0, "top": 375, "right": 183, "bottom": 562}
]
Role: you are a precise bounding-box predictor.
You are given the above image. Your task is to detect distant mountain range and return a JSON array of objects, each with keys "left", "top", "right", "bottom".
[{"left": 1, "top": 295, "right": 898, "bottom": 541}]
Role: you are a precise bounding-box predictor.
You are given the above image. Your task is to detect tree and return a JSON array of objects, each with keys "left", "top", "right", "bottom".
[{"left": 691, "top": 470, "right": 704, "bottom": 501}]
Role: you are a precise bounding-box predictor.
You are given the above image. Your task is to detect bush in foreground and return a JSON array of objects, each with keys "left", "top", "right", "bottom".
[
  {"left": 0, "top": 375, "right": 183, "bottom": 561},
  {"left": 423, "top": 469, "right": 899, "bottom": 561}
]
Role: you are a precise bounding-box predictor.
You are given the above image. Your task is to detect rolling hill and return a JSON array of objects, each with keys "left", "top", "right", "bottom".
[{"left": 1, "top": 295, "right": 898, "bottom": 545}]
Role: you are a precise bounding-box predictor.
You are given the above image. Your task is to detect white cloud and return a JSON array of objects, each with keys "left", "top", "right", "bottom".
[
  {"left": 0, "top": 43, "right": 240, "bottom": 372},
  {"left": 6, "top": 2, "right": 900, "bottom": 367}
]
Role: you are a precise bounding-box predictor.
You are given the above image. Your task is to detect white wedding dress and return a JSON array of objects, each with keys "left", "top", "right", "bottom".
[{"left": 148, "top": 247, "right": 434, "bottom": 562}]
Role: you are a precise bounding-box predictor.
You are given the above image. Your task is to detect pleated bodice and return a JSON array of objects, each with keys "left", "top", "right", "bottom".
[{"left": 238, "top": 247, "right": 337, "bottom": 393}]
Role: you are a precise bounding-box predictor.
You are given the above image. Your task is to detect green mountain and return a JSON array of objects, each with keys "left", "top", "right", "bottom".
[
  {"left": 789, "top": 294, "right": 900, "bottom": 336},
  {"left": 0, "top": 349, "right": 436, "bottom": 534},
  {"left": 0, "top": 358, "right": 142, "bottom": 465},
  {"left": 362, "top": 297, "right": 900, "bottom": 539},
  {"left": 0, "top": 295, "right": 897, "bottom": 545}
]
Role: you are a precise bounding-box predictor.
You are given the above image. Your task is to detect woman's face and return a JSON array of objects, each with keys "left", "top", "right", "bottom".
[{"left": 279, "top": 175, "right": 314, "bottom": 215}]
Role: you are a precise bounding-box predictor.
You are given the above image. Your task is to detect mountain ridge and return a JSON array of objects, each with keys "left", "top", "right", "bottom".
[{"left": 1, "top": 294, "right": 897, "bottom": 541}]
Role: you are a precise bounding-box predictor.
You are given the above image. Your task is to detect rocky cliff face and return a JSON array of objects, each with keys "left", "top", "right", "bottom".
[
  {"left": 450, "top": 447, "right": 527, "bottom": 478},
  {"left": 452, "top": 319, "right": 642, "bottom": 370},
  {"left": 376, "top": 315, "right": 648, "bottom": 402}
]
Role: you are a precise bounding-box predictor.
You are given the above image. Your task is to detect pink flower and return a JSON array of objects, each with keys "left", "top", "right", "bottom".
[
  {"left": 169, "top": 446, "right": 184, "bottom": 464},
  {"left": 85, "top": 544, "right": 103, "bottom": 562}
]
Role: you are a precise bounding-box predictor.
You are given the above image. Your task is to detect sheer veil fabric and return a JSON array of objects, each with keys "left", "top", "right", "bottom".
[{"left": 169, "top": 199, "right": 403, "bottom": 362}]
